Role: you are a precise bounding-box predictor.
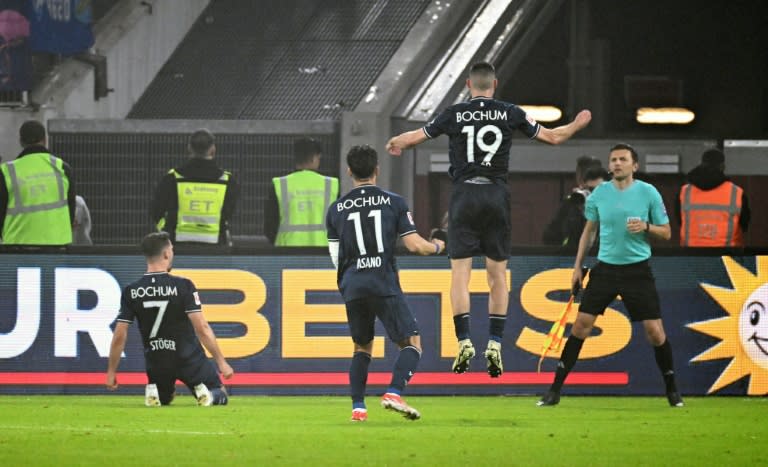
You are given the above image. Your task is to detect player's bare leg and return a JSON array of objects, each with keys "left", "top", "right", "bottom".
[
  {"left": 484, "top": 257, "right": 508, "bottom": 377},
  {"left": 450, "top": 258, "right": 475, "bottom": 373}
]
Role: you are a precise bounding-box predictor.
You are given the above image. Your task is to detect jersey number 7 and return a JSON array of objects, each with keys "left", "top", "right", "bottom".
[{"left": 144, "top": 300, "right": 170, "bottom": 338}]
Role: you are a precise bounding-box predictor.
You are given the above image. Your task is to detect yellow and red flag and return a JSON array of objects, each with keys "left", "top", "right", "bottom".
[{"left": 537, "top": 269, "right": 589, "bottom": 372}]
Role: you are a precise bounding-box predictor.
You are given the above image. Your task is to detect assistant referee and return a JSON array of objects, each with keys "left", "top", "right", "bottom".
[{"left": 538, "top": 143, "right": 684, "bottom": 408}]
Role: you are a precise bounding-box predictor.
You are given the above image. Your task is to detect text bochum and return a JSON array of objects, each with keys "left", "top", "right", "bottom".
[
  {"left": 336, "top": 194, "right": 391, "bottom": 270},
  {"left": 456, "top": 109, "right": 508, "bottom": 122},
  {"left": 335, "top": 194, "right": 391, "bottom": 211},
  {"left": 130, "top": 285, "right": 178, "bottom": 299}
]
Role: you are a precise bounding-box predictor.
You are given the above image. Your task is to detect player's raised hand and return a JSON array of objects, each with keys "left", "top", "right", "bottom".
[
  {"left": 386, "top": 137, "right": 403, "bottom": 156},
  {"left": 106, "top": 373, "right": 119, "bottom": 391},
  {"left": 219, "top": 361, "right": 234, "bottom": 380},
  {"left": 574, "top": 109, "right": 592, "bottom": 129}
]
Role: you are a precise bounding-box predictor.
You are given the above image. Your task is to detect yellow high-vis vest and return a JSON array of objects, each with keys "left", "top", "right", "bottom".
[
  {"left": 1, "top": 153, "right": 72, "bottom": 245},
  {"left": 273, "top": 170, "right": 338, "bottom": 246},
  {"left": 168, "top": 169, "right": 229, "bottom": 244}
]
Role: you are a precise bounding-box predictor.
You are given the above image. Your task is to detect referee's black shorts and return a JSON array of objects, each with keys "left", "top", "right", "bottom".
[
  {"left": 579, "top": 260, "right": 662, "bottom": 322},
  {"left": 448, "top": 180, "right": 511, "bottom": 261}
]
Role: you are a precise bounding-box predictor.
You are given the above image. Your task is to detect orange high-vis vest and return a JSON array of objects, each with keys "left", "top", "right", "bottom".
[{"left": 679, "top": 181, "right": 743, "bottom": 247}]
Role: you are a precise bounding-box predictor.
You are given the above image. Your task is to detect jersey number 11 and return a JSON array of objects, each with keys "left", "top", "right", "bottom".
[{"left": 347, "top": 210, "right": 383, "bottom": 255}]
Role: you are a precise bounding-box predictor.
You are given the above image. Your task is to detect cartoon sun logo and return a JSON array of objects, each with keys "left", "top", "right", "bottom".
[{"left": 688, "top": 256, "right": 768, "bottom": 395}]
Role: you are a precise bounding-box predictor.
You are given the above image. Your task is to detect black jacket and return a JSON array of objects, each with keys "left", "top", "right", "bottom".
[
  {"left": 542, "top": 188, "right": 592, "bottom": 251},
  {"left": 674, "top": 165, "right": 750, "bottom": 232},
  {"left": 151, "top": 157, "right": 239, "bottom": 245},
  {"left": 0, "top": 145, "right": 76, "bottom": 234},
  {"left": 264, "top": 183, "right": 280, "bottom": 245}
]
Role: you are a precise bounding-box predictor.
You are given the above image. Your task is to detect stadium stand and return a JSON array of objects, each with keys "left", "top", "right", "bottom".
[{"left": 129, "top": 0, "right": 431, "bottom": 120}]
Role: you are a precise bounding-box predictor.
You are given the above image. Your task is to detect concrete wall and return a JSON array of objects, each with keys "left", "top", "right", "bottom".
[{"left": 0, "top": 0, "right": 209, "bottom": 160}]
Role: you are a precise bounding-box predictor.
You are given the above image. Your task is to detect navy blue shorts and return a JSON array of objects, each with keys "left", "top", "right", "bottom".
[
  {"left": 579, "top": 260, "right": 662, "bottom": 322},
  {"left": 146, "top": 354, "right": 222, "bottom": 405},
  {"left": 448, "top": 181, "right": 511, "bottom": 261},
  {"left": 345, "top": 295, "right": 419, "bottom": 345}
]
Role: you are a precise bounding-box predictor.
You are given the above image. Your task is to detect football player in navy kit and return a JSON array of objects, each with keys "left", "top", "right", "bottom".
[
  {"left": 387, "top": 62, "right": 591, "bottom": 377},
  {"left": 106, "top": 232, "right": 234, "bottom": 406},
  {"left": 326, "top": 145, "right": 444, "bottom": 422}
]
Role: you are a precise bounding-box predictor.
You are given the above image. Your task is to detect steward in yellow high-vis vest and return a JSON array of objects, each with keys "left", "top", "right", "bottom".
[
  {"left": 0, "top": 120, "right": 75, "bottom": 245},
  {"left": 675, "top": 149, "right": 750, "bottom": 247},
  {"left": 264, "top": 137, "right": 339, "bottom": 246},
  {"left": 151, "top": 129, "right": 239, "bottom": 246}
]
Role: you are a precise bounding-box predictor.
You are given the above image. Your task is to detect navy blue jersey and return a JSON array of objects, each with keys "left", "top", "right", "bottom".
[
  {"left": 423, "top": 96, "right": 540, "bottom": 183},
  {"left": 116, "top": 272, "right": 204, "bottom": 361},
  {"left": 326, "top": 185, "right": 417, "bottom": 301}
]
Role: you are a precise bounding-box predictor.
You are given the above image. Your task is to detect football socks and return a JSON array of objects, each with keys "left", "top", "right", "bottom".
[
  {"left": 550, "top": 335, "right": 585, "bottom": 393},
  {"left": 350, "top": 351, "right": 372, "bottom": 405},
  {"left": 489, "top": 314, "right": 507, "bottom": 342},
  {"left": 453, "top": 313, "right": 471, "bottom": 341},
  {"left": 654, "top": 338, "right": 678, "bottom": 394},
  {"left": 387, "top": 346, "right": 421, "bottom": 394}
]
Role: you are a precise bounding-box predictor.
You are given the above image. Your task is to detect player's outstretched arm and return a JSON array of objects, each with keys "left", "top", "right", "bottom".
[
  {"left": 402, "top": 232, "right": 445, "bottom": 255},
  {"left": 106, "top": 321, "right": 129, "bottom": 391},
  {"left": 386, "top": 129, "right": 428, "bottom": 156},
  {"left": 536, "top": 109, "right": 592, "bottom": 145},
  {"left": 188, "top": 312, "right": 234, "bottom": 379}
]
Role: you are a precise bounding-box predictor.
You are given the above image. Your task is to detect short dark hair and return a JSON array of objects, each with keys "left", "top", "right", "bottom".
[
  {"left": 141, "top": 232, "right": 171, "bottom": 258},
  {"left": 468, "top": 62, "right": 496, "bottom": 91},
  {"left": 576, "top": 155, "right": 601, "bottom": 171},
  {"left": 189, "top": 129, "right": 215, "bottom": 157},
  {"left": 19, "top": 120, "right": 46, "bottom": 146},
  {"left": 701, "top": 148, "right": 725, "bottom": 167},
  {"left": 609, "top": 142, "right": 639, "bottom": 163},
  {"left": 575, "top": 155, "right": 602, "bottom": 183},
  {"left": 583, "top": 166, "right": 608, "bottom": 183},
  {"left": 347, "top": 145, "right": 378, "bottom": 180},
  {"left": 294, "top": 137, "right": 322, "bottom": 165}
]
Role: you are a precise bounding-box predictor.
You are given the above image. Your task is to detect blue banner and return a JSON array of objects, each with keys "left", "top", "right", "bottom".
[
  {"left": 28, "top": 0, "right": 93, "bottom": 55},
  {"left": 0, "top": 254, "right": 765, "bottom": 396},
  {"left": 0, "top": 0, "right": 31, "bottom": 91}
]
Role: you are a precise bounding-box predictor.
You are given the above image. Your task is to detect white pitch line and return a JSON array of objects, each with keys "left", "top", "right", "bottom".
[{"left": 0, "top": 425, "right": 228, "bottom": 436}]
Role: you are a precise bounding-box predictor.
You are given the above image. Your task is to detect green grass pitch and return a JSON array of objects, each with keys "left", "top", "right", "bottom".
[{"left": 0, "top": 395, "right": 764, "bottom": 466}]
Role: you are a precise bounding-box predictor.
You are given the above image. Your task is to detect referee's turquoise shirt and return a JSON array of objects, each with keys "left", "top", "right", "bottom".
[{"left": 585, "top": 180, "right": 669, "bottom": 265}]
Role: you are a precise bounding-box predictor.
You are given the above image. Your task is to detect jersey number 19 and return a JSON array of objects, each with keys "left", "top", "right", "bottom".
[{"left": 461, "top": 124, "right": 502, "bottom": 166}]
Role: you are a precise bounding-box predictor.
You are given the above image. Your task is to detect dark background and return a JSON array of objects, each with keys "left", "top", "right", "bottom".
[{"left": 500, "top": 0, "right": 768, "bottom": 138}]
